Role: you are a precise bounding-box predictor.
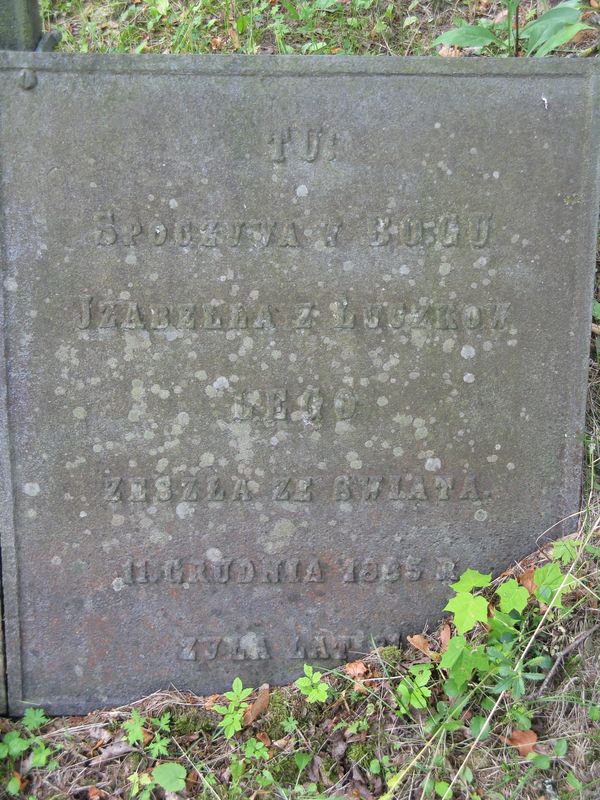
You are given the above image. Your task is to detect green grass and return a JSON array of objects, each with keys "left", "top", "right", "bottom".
[
  {"left": 39, "top": 0, "right": 533, "bottom": 55},
  {"left": 42, "top": 0, "right": 600, "bottom": 56}
]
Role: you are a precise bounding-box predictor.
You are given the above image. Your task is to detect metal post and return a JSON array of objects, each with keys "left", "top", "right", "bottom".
[{"left": 0, "top": 0, "right": 42, "bottom": 51}]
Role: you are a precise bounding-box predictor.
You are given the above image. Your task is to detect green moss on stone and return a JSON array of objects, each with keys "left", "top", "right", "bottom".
[
  {"left": 271, "top": 753, "right": 300, "bottom": 786},
  {"left": 377, "top": 645, "right": 404, "bottom": 669},
  {"left": 173, "top": 706, "right": 219, "bottom": 735},
  {"left": 347, "top": 741, "right": 376, "bottom": 768},
  {"left": 264, "top": 688, "right": 294, "bottom": 740}
]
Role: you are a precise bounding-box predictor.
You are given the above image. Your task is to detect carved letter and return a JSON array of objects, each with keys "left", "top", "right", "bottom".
[
  {"left": 177, "top": 304, "right": 196, "bottom": 329},
  {"left": 368, "top": 216, "right": 391, "bottom": 246},
  {"left": 78, "top": 296, "right": 92, "bottom": 330},
  {"left": 278, "top": 221, "right": 300, "bottom": 248},
  {"left": 104, "top": 477, "right": 122, "bottom": 502},
  {"left": 94, "top": 211, "right": 117, "bottom": 245},
  {"left": 332, "top": 298, "right": 355, "bottom": 329},
  {"left": 207, "top": 477, "right": 225, "bottom": 501},
  {"left": 199, "top": 222, "right": 219, "bottom": 247},
  {"left": 334, "top": 475, "right": 352, "bottom": 501},
  {"left": 122, "top": 303, "right": 144, "bottom": 330},
  {"left": 270, "top": 128, "right": 290, "bottom": 162},
  {"left": 267, "top": 389, "right": 287, "bottom": 420},
  {"left": 334, "top": 389, "right": 357, "bottom": 420},
  {"left": 293, "top": 303, "right": 313, "bottom": 329},
  {"left": 459, "top": 474, "right": 481, "bottom": 500},
  {"left": 150, "top": 305, "right": 169, "bottom": 330},
  {"left": 298, "top": 389, "right": 323, "bottom": 423},
  {"left": 468, "top": 213, "right": 491, "bottom": 247},
  {"left": 99, "top": 302, "right": 117, "bottom": 329},
  {"left": 490, "top": 302, "right": 511, "bottom": 329}
]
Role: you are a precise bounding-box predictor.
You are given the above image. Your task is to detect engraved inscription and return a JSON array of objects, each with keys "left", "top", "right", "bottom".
[
  {"left": 92, "top": 210, "right": 492, "bottom": 249},
  {"left": 104, "top": 473, "right": 489, "bottom": 503},
  {"left": 122, "top": 555, "right": 458, "bottom": 587},
  {"left": 78, "top": 296, "right": 511, "bottom": 332},
  {"left": 269, "top": 125, "right": 338, "bottom": 163},
  {"left": 177, "top": 631, "right": 405, "bottom": 662}
]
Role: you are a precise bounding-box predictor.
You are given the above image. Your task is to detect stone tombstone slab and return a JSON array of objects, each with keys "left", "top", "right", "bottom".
[
  {"left": 0, "top": 54, "right": 598, "bottom": 714},
  {"left": 0, "top": 0, "right": 41, "bottom": 51}
]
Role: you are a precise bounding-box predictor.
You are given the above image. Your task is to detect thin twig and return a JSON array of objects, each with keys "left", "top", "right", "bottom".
[{"left": 536, "top": 623, "right": 600, "bottom": 697}]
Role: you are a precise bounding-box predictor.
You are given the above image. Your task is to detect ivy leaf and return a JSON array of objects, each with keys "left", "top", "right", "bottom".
[
  {"left": 533, "top": 562, "right": 573, "bottom": 608},
  {"left": 552, "top": 539, "right": 578, "bottom": 565},
  {"left": 450, "top": 569, "right": 492, "bottom": 593},
  {"left": 440, "top": 635, "right": 490, "bottom": 691},
  {"left": 445, "top": 592, "right": 489, "bottom": 634},
  {"left": 496, "top": 579, "right": 529, "bottom": 615},
  {"left": 152, "top": 762, "right": 187, "bottom": 792}
]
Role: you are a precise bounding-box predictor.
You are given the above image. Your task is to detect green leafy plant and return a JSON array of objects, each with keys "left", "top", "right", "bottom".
[
  {"left": 443, "top": 570, "right": 491, "bottom": 635},
  {"left": 534, "top": 561, "right": 574, "bottom": 607},
  {"left": 434, "top": 0, "right": 592, "bottom": 57},
  {"left": 21, "top": 708, "right": 49, "bottom": 732},
  {"left": 128, "top": 762, "right": 187, "bottom": 798},
  {"left": 123, "top": 708, "right": 147, "bottom": 746},
  {"left": 244, "top": 737, "right": 269, "bottom": 760},
  {"left": 295, "top": 664, "right": 329, "bottom": 703},
  {"left": 214, "top": 677, "right": 254, "bottom": 739},
  {"left": 294, "top": 750, "right": 313, "bottom": 773},
  {"left": 0, "top": 709, "right": 58, "bottom": 796},
  {"left": 128, "top": 771, "right": 153, "bottom": 800},
  {"left": 152, "top": 762, "right": 187, "bottom": 792},
  {"left": 396, "top": 663, "right": 433, "bottom": 715}
]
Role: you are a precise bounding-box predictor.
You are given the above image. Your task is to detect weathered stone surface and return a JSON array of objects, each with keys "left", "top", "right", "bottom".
[
  {"left": 0, "top": 54, "right": 598, "bottom": 714},
  {"left": 0, "top": 0, "right": 41, "bottom": 51}
]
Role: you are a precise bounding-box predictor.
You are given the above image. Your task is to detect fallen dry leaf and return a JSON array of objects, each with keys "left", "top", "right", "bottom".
[
  {"left": 572, "top": 28, "right": 593, "bottom": 44},
  {"left": 272, "top": 735, "right": 290, "bottom": 749},
  {"left": 408, "top": 633, "right": 440, "bottom": 661},
  {"left": 205, "top": 693, "right": 221, "bottom": 710},
  {"left": 439, "top": 44, "right": 463, "bottom": 57},
  {"left": 519, "top": 567, "right": 537, "bottom": 595},
  {"left": 502, "top": 728, "right": 538, "bottom": 756},
  {"left": 256, "top": 730, "right": 271, "bottom": 747},
  {"left": 142, "top": 728, "right": 153, "bottom": 746},
  {"left": 90, "top": 740, "right": 135, "bottom": 765},
  {"left": 440, "top": 623, "right": 451, "bottom": 652},
  {"left": 345, "top": 660, "right": 368, "bottom": 678},
  {"left": 243, "top": 683, "right": 270, "bottom": 726}
]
